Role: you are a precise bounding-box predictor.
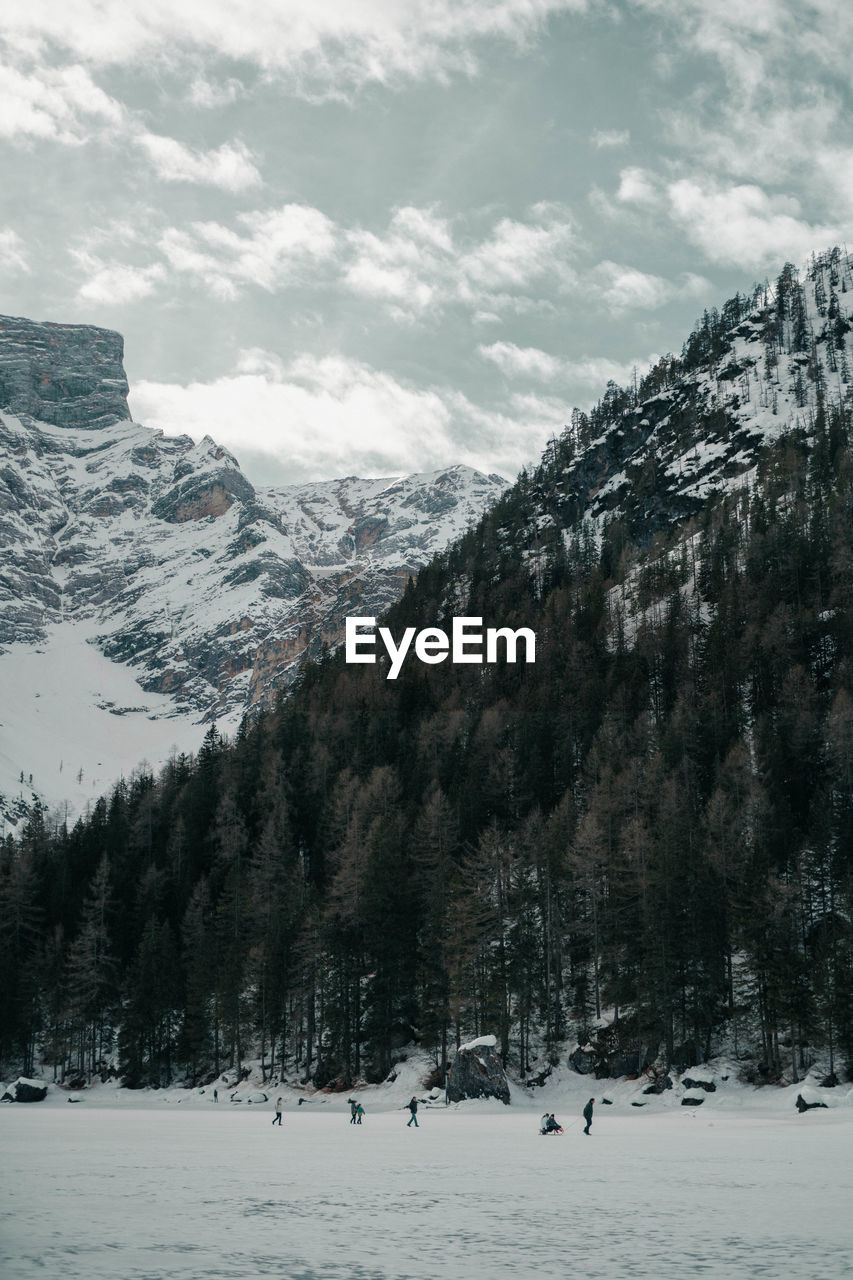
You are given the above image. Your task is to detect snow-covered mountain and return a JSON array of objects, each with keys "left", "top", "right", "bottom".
[
  {"left": 0, "top": 314, "right": 507, "bottom": 823},
  {"left": 548, "top": 249, "right": 852, "bottom": 541}
]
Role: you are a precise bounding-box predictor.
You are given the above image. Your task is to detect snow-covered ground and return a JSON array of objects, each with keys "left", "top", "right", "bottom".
[
  {"left": 0, "top": 622, "right": 211, "bottom": 829},
  {"left": 2, "top": 1065, "right": 851, "bottom": 1279}
]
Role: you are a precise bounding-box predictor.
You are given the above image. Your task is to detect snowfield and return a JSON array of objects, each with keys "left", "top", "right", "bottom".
[{"left": 2, "top": 1068, "right": 852, "bottom": 1280}]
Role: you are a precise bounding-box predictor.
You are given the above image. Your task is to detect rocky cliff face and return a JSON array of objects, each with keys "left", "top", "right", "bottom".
[
  {"left": 0, "top": 315, "right": 130, "bottom": 429},
  {"left": 0, "top": 315, "right": 507, "bottom": 819}
]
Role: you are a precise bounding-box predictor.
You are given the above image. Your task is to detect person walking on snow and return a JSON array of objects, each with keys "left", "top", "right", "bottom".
[
  {"left": 583, "top": 1098, "right": 594, "bottom": 1135},
  {"left": 350, "top": 1100, "right": 358, "bottom": 1124},
  {"left": 407, "top": 1096, "right": 419, "bottom": 1127},
  {"left": 273, "top": 1096, "right": 283, "bottom": 1126},
  {"left": 356, "top": 1103, "right": 365, "bottom": 1124}
]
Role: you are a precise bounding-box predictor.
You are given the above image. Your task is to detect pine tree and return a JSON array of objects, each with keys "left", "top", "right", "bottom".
[{"left": 65, "top": 854, "right": 117, "bottom": 1078}]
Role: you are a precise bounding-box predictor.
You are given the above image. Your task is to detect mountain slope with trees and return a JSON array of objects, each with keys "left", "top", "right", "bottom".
[{"left": 3, "top": 250, "right": 852, "bottom": 1091}]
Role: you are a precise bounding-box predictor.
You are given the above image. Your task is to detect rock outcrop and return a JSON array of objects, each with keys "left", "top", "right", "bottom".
[
  {"left": 0, "top": 315, "right": 129, "bottom": 428},
  {"left": 569, "top": 1022, "right": 653, "bottom": 1079},
  {"left": 1, "top": 1077, "right": 48, "bottom": 1102},
  {"left": 446, "top": 1035, "right": 510, "bottom": 1105},
  {"left": 682, "top": 1076, "right": 716, "bottom": 1093}
]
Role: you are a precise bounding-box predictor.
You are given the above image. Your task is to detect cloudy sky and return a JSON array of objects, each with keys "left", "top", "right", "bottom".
[{"left": 2, "top": 1, "right": 852, "bottom": 485}]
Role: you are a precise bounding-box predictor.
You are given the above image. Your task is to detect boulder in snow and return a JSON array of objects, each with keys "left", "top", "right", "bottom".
[
  {"left": 682, "top": 1076, "right": 716, "bottom": 1093},
  {"left": 1, "top": 1077, "right": 48, "bottom": 1103},
  {"left": 446, "top": 1037, "right": 510, "bottom": 1105},
  {"left": 568, "top": 1047, "right": 596, "bottom": 1075},
  {"left": 642, "top": 1074, "right": 673, "bottom": 1095}
]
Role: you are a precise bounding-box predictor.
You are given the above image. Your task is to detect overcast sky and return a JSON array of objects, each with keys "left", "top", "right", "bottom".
[{"left": 2, "top": 1, "right": 852, "bottom": 485}]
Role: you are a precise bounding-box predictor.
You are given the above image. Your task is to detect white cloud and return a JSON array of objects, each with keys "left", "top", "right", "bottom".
[
  {"left": 615, "top": 166, "right": 661, "bottom": 207},
  {"left": 479, "top": 341, "right": 565, "bottom": 381},
  {"left": 460, "top": 211, "right": 576, "bottom": 292},
  {"left": 590, "top": 260, "right": 710, "bottom": 311},
  {"left": 479, "top": 341, "right": 658, "bottom": 397},
  {"left": 344, "top": 207, "right": 454, "bottom": 318},
  {"left": 340, "top": 204, "right": 576, "bottom": 319},
  {"left": 186, "top": 76, "right": 244, "bottom": 109},
  {"left": 0, "top": 228, "right": 30, "bottom": 274},
  {"left": 4, "top": 2, "right": 590, "bottom": 95},
  {"left": 75, "top": 260, "right": 167, "bottom": 305},
  {"left": 129, "top": 347, "right": 551, "bottom": 482},
  {"left": 78, "top": 198, "right": 721, "bottom": 329},
  {"left": 158, "top": 205, "right": 339, "bottom": 297},
  {"left": 591, "top": 128, "right": 630, "bottom": 149},
  {"left": 136, "top": 134, "right": 261, "bottom": 191},
  {"left": 628, "top": 1, "right": 853, "bottom": 245},
  {"left": 0, "top": 59, "right": 124, "bottom": 144},
  {"left": 632, "top": 0, "right": 853, "bottom": 111},
  {"left": 0, "top": 54, "right": 262, "bottom": 193},
  {"left": 667, "top": 179, "right": 846, "bottom": 270}
]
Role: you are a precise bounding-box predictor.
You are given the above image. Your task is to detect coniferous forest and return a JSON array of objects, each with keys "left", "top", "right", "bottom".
[{"left": 3, "top": 273, "right": 853, "bottom": 1093}]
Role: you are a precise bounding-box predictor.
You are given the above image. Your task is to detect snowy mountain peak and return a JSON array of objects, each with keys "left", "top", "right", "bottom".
[{"left": 539, "top": 247, "right": 853, "bottom": 541}]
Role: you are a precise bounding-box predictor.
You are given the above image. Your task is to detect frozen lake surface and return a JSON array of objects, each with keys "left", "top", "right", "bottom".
[{"left": 2, "top": 1089, "right": 852, "bottom": 1279}]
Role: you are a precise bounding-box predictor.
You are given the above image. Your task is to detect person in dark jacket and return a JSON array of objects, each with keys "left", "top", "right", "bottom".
[
  {"left": 407, "top": 1096, "right": 419, "bottom": 1127},
  {"left": 583, "top": 1098, "right": 594, "bottom": 1134},
  {"left": 350, "top": 1100, "right": 358, "bottom": 1124}
]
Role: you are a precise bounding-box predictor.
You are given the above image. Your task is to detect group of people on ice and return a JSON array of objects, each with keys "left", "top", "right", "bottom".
[
  {"left": 271, "top": 1093, "right": 593, "bottom": 1132},
  {"left": 540, "top": 1099, "right": 594, "bottom": 1135}
]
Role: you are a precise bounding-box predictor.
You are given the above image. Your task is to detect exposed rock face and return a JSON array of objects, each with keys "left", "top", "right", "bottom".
[
  {"left": 446, "top": 1035, "right": 510, "bottom": 1105},
  {"left": 0, "top": 315, "right": 129, "bottom": 428}
]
